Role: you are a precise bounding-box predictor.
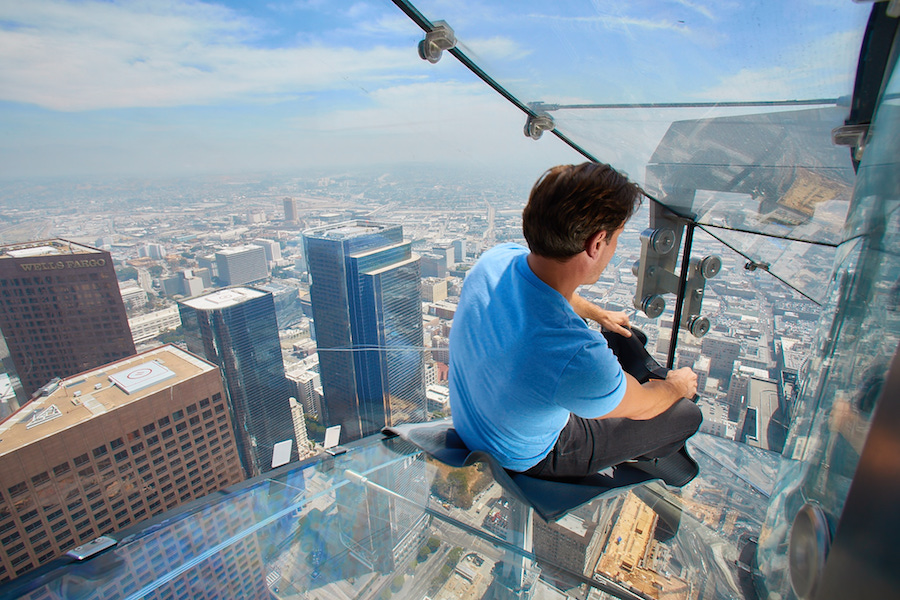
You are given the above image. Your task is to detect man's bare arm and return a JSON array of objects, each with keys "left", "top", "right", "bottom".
[
  {"left": 570, "top": 293, "right": 632, "bottom": 337},
  {"left": 598, "top": 367, "right": 698, "bottom": 420}
]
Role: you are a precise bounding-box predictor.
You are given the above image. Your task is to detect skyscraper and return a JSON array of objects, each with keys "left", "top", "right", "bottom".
[
  {"left": 0, "top": 345, "right": 244, "bottom": 579},
  {"left": 284, "top": 197, "right": 299, "bottom": 223},
  {"left": 303, "top": 221, "right": 426, "bottom": 442},
  {"left": 214, "top": 245, "right": 269, "bottom": 286},
  {"left": 178, "top": 287, "right": 294, "bottom": 477},
  {"left": 0, "top": 240, "right": 136, "bottom": 400}
]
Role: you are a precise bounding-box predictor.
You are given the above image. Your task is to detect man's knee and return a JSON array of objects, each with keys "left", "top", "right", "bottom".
[{"left": 672, "top": 398, "right": 703, "bottom": 435}]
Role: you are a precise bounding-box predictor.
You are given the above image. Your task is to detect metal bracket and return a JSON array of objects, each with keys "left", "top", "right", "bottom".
[
  {"left": 679, "top": 255, "right": 721, "bottom": 337},
  {"left": 65, "top": 535, "right": 117, "bottom": 560},
  {"left": 418, "top": 21, "right": 456, "bottom": 64},
  {"left": 832, "top": 123, "right": 869, "bottom": 163},
  {"left": 744, "top": 260, "right": 770, "bottom": 272},
  {"left": 633, "top": 210, "right": 684, "bottom": 318},
  {"left": 633, "top": 205, "right": 719, "bottom": 337},
  {"left": 524, "top": 112, "right": 555, "bottom": 140}
]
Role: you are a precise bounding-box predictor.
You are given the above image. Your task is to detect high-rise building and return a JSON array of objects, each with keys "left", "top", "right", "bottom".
[
  {"left": 128, "top": 306, "right": 182, "bottom": 345},
  {"left": 432, "top": 241, "right": 455, "bottom": 268},
  {"left": 533, "top": 512, "right": 604, "bottom": 579},
  {"left": 138, "top": 243, "right": 166, "bottom": 260},
  {"left": 178, "top": 287, "right": 295, "bottom": 477},
  {"left": 451, "top": 239, "right": 466, "bottom": 263},
  {"left": 215, "top": 245, "right": 269, "bottom": 286},
  {"left": 118, "top": 280, "right": 149, "bottom": 310},
  {"left": 419, "top": 252, "right": 448, "bottom": 278},
  {"left": 702, "top": 336, "right": 742, "bottom": 389},
  {"left": 0, "top": 345, "right": 244, "bottom": 579},
  {"left": 289, "top": 397, "right": 311, "bottom": 458},
  {"left": 136, "top": 268, "right": 153, "bottom": 293},
  {"left": 303, "top": 221, "right": 426, "bottom": 442},
  {"left": 0, "top": 240, "right": 136, "bottom": 400},
  {"left": 284, "top": 197, "right": 299, "bottom": 223},
  {"left": 421, "top": 277, "right": 449, "bottom": 303},
  {"left": 197, "top": 254, "right": 218, "bottom": 278},
  {"left": 254, "top": 238, "right": 282, "bottom": 265},
  {"left": 285, "top": 354, "right": 322, "bottom": 418}
]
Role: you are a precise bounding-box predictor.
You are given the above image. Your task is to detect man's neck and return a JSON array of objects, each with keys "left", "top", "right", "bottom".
[{"left": 526, "top": 252, "right": 583, "bottom": 302}]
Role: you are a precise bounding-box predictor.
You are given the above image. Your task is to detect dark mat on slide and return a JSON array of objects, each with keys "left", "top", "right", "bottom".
[{"left": 382, "top": 418, "right": 656, "bottom": 522}]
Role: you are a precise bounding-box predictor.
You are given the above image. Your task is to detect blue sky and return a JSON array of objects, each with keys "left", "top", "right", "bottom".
[{"left": 0, "top": 0, "right": 870, "bottom": 179}]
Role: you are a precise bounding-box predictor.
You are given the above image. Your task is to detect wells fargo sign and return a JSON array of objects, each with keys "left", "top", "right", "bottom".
[{"left": 18, "top": 258, "right": 107, "bottom": 272}]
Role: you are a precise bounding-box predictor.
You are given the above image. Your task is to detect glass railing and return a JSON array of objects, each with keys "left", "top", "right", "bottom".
[{"left": 3, "top": 428, "right": 785, "bottom": 600}]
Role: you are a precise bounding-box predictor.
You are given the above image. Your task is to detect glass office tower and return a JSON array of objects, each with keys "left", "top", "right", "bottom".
[
  {"left": 303, "top": 221, "right": 426, "bottom": 442},
  {"left": 178, "top": 288, "right": 295, "bottom": 478}
]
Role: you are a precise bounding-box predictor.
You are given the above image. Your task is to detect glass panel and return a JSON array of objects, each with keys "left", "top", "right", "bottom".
[
  {"left": 403, "top": 0, "right": 868, "bottom": 179},
  {"left": 755, "top": 40, "right": 900, "bottom": 599},
  {"left": 14, "top": 431, "right": 787, "bottom": 600},
  {"left": 671, "top": 228, "right": 822, "bottom": 455}
]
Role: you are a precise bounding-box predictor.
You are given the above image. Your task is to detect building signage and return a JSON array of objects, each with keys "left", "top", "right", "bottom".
[{"left": 18, "top": 258, "right": 107, "bottom": 272}]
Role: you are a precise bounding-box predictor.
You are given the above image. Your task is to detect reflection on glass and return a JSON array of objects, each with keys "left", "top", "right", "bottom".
[
  {"left": 15, "top": 432, "right": 786, "bottom": 600},
  {"left": 756, "top": 38, "right": 900, "bottom": 600}
]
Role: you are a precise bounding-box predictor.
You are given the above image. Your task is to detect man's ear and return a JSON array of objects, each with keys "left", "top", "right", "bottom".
[{"left": 585, "top": 230, "right": 607, "bottom": 258}]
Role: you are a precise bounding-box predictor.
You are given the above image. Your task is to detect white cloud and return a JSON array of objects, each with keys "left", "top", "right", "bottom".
[
  {"left": 270, "top": 79, "right": 579, "bottom": 169},
  {"left": 527, "top": 12, "right": 691, "bottom": 35},
  {"left": 460, "top": 36, "right": 532, "bottom": 62},
  {"left": 0, "top": 0, "right": 423, "bottom": 111},
  {"left": 699, "top": 30, "right": 863, "bottom": 101},
  {"left": 669, "top": 0, "right": 716, "bottom": 21}
]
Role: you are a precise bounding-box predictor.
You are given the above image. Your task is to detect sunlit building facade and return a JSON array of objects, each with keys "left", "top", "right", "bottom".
[
  {"left": 179, "top": 287, "right": 295, "bottom": 477},
  {"left": 303, "top": 221, "right": 426, "bottom": 442},
  {"left": 0, "top": 240, "right": 136, "bottom": 400},
  {"left": 0, "top": 346, "right": 243, "bottom": 580},
  {"left": 215, "top": 245, "right": 269, "bottom": 286}
]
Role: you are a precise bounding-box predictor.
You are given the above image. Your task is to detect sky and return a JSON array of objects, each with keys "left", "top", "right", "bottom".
[{"left": 0, "top": 0, "right": 870, "bottom": 180}]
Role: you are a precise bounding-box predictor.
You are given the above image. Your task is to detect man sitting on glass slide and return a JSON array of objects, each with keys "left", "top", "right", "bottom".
[{"left": 449, "top": 162, "right": 701, "bottom": 484}]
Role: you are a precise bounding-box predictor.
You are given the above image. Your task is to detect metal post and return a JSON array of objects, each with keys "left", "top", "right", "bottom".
[{"left": 667, "top": 221, "right": 695, "bottom": 369}]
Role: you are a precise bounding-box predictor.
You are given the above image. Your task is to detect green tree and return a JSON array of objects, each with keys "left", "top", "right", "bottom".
[
  {"left": 148, "top": 265, "right": 164, "bottom": 277},
  {"left": 448, "top": 547, "right": 463, "bottom": 566},
  {"left": 116, "top": 266, "right": 138, "bottom": 281},
  {"left": 391, "top": 574, "right": 404, "bottom": 592},
  {"left": 157, "top": 326, "right": 184, "bottom": 345}
]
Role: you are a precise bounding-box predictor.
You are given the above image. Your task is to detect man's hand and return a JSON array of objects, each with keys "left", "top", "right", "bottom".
[
  {"left": 595, "top": 309, "right": 632, "bottom": 338},
  {"left": 666, "top": 367, "right": 698, "bottom": 399},
  {"left": 570, "top": 294, "right": 632, "bottom": 337}
]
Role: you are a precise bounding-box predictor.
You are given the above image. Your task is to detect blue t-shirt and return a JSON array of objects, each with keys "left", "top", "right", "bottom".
[{"left": 449, "top": 243, "right": 626, "bottom": 471}]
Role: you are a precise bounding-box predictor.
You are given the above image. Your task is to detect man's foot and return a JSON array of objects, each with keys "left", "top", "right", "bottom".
[{"left": 625, "top": 447, "right": 699, "bottom": 487}]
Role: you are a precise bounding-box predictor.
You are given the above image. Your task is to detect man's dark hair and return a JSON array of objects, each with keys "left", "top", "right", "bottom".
[{"left": 522, "top": 162, "right": 643, "bottom": 259}]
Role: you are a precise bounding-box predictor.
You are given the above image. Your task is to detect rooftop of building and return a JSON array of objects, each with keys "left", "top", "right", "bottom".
[
  {"left": 180, "top": 286, "right": 266, "bottom": 310},
  {"left": 303, "top": 220, "right": 396, "bottom": 240},
  {"left": 0, "top": 239, "right": 103, "bottom": 260},
  {"left": 215, "top": 244, "right": 263, "bottom": 256},
  {"left": 0, "top": 345, "right": 216, "bottom": 457}
]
